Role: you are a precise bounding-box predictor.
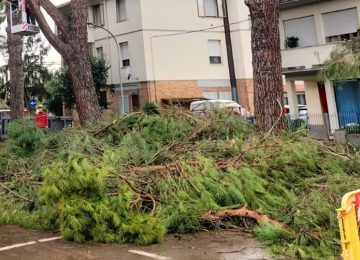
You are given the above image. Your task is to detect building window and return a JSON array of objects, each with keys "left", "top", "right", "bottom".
[
  {"left": 96, "top": 47, "right": 104, "bottom": 58},
  {"left": 283, "top": 16, "right": 317, "bottom": 48},
  {"left": 283, "top": 94, "right": 289, "bottom": 106},
  {"left": 204, "top": 0, "right": 218, "bottom": 17},
  {"left": 120, "top": 96, "right": 130, "bottom": 113},
  {"left": 208, "top": 40, "right": 222, "bottom": 64},
  {"left": 297, "top": 93, "right": 306, "bottom": 105},
  {"left": 197, "top": 0, "right": 225, "bottom": 18},
  {"left": 203, "top": 92, "right": 218, "bottom": 100},
  {"left": 120, "top": 42, "right": 130, "bottom": 67},
  {"left": 87, "top": 43, "right": 94, "bottom": 57},
  {"left": 323, "top": 8, "right": 359, "bottom": 43},
  {"left": 93, "top": 4, "right": 104, "bottom": 26},
  {"left": 219, "top": 92, "right": 232, "bottom": 100},
  {"left": 116, "top": 0, "right": 126, "bottom": 22}
]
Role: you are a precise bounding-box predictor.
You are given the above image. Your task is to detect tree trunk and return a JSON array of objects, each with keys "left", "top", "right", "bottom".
[
  {"left": 27, "top": 0, "right": 102, "bottom": 125},
  {"left": 245, "top": 0, "right": 286, "bottom": 134},
  {"left": 66, "top": 0, "right": 101, "bottom": 124},
  {"left": 6, "top": 5, "right": 24, "bottom": 119}
]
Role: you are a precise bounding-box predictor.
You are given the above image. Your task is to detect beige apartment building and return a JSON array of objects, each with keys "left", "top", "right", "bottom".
[
  {"left": 58, "top": 0, "right": 254, "bottom": 116},
  {"left": 280, "top": 0, "right": 360, "bottom": 135}
]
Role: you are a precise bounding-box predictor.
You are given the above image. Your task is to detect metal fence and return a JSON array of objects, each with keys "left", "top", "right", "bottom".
[
  {"left": 0, "top": 115, "right": 73, "bottom": 139},
  {"left": 286, "top": 112, "right": 360, "bottom": 140}
]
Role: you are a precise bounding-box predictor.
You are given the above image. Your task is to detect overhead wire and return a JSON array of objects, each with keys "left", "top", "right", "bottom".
[{"left": 151, "top": 18, "right": 251, "bottom": 39}]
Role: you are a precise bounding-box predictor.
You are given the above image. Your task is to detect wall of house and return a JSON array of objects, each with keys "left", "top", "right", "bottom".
[
  {"left": 280, "top": 0, "right": 360, "bottom": 69},
  {"left": 62, "top": 0, "right": 255, "bottom": 113},
  {"left": 227, "top": 0, "right": 253, "bottom": 79},
  {"left": 304, "top": 80, "right": 323, "bottom": 115}
]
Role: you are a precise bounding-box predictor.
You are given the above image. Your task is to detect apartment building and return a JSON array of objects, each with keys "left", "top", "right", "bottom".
[
  {"left": 280, "top": 0, "right": 360, "bottom": 134},
  {"left": 58, "top": 0, "right": 254, "bottom": 116}
]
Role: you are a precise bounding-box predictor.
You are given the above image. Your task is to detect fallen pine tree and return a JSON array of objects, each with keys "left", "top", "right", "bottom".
[{"left": 0, "top": 107, "right": 360, "bottom": 259}]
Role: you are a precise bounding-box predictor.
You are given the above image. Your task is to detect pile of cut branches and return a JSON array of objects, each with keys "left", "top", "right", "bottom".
[{"left": 0, "top": 108, "right": 359, "bottom": 258}]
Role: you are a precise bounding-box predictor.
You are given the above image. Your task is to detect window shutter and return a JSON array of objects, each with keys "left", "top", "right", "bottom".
[
  {"left": 100, "top": 4, "right": 105, "bottom": 25},
  {"left": 323, "top": 8, "right": 359, "bottom": 37},
  {"left": 217, "top": 0, "right": 225, "bottom": 17},
  {"left": 120, "top": 42, "right": 130, "bottom": 66},
  {"left": 197, "top": 0, "right": 205, "bottom": 17},
  {"left": 117, "top": 0, "right": 126, "bottom": 21},
  {"left": 204, "top": 0, "right": 218, "bottom": 17},
  {"left": 208, "top": 40, "right": 221, "bottom": 57},
  {"left": 283, "top": 16, "right": 317, "bottom": 47}
]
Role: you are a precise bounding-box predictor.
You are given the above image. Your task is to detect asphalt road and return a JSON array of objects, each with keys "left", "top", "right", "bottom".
[{"left": 0, "top": 226, "right": 270, "bottom": 260}]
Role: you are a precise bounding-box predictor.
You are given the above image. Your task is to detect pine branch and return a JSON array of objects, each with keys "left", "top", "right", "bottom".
[
  {"left": 201, "top": 206, "right": 285, "bottom": 229},
  {"left": 0, "top": 182, "right": 34, "bottom": 203}
]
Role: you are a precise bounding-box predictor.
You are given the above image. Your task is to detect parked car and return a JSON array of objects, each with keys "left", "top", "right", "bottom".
[{"left": 190, "top": 100, "right": 251, "bottom": 118}]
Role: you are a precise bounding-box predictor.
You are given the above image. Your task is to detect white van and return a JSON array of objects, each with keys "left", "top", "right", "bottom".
[{"left": 190, "top": 100, "right": 250, "bottom": 117}]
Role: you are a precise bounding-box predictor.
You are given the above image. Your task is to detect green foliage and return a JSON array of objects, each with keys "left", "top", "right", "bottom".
[
  {"left": 0, "top": 2, "right": 5, "bottom": 24},
  {"left": 38, "top": 155, "right": 165, "bottom": 244},
  {"left": 254, "top": 223, "right": 293, "bottom": 246},
  {"left": 23, "top": 36, "right": 51, "bottom": 104},
  {"left": 142, "top": 102, "right": 160, "bottom": 115},
  {"left": 286, "top": 36, "right": 299, "bottom": 48},
  {"left": 318, "top": 39, "right": 360, "bottom": 82},
  {"left": 6, "top": 120, "right": 45, "bottom": 154},
  {"left": 0, "top": 35, "right": 51, "bottom": 106},
  {"left": 1, "top": 110, "right": 360, "bottom": 258},
  {"left": 47, "top": 57, "right": 110, "bottom": 115}
]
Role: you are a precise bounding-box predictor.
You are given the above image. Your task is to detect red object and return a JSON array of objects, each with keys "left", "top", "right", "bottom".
[{"left": 35, "top": 111, "right": 48, "bottom": 128}]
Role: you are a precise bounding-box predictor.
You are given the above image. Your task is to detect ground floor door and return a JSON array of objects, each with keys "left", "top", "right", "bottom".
[
  {"left": 334, "top": 80, "right": 360, "bottom": 127},
  {"left": 318, "top": 83, "right": 329, "bottom": 113}
]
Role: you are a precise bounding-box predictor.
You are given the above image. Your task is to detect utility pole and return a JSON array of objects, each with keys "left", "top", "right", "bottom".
[{"left": 223, "top": 0, "right": 238, "bottom": 103}]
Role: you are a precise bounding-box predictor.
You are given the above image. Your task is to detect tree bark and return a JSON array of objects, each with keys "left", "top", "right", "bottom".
[
  {"left": 28, "top": 0, "right": 102, "bottom": 124},
  {"left": 6, "top": 5, "right": 24, "bottom": 119},
  {"left": 245, "top": 0, "right": 286, "bottom": 134}
]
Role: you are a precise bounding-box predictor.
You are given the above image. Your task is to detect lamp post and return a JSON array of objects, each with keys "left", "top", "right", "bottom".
[{"left": 87, "top": 22, "right": 125, "bottom": 114}]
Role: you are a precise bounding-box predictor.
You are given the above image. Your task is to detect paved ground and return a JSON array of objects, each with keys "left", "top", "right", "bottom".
[{"left": 0, "top": 226, "right": 271, "bottom": 260}]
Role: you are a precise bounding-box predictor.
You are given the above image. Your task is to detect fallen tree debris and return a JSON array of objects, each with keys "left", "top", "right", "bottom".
[
  {"left": 0, "top": 109, "right": 359, "bottom": 259},
  {"left": 201, "top": 206, "right": 285, "bottom": 228}
]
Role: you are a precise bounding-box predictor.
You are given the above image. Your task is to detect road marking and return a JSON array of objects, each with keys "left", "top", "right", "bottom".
[
  {"left": 0, "top": 236, "right": 61, "bottom": 252},
  {"left": 0, "top": 241, "right": 37, "bottom": 251},
  {"left": 38, "top": 236, "right": 62, "bottom": 243},
  {"left": 128, "top": 250, "right": 170, "bottom": 260}
]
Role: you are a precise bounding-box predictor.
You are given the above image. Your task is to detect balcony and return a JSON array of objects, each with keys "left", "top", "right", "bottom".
[
  {"left": 280, "top": 0, "right": 329, "bottom": 9},
  {"left": 281, "top": 43, "right": 336, "bottom": 75}
]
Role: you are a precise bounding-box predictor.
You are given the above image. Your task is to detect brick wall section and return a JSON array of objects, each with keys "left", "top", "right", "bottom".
[{"left": 140, "top": 80, "right": 235, "bottom": 103}]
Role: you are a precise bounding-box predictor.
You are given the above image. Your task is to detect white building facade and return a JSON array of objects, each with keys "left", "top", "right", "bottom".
[
  {"left": 280, "top": 0, "right": 360, "bottom": 136},
  {"left": 59, "top": 0, "right": 254, "bottom": 115}
]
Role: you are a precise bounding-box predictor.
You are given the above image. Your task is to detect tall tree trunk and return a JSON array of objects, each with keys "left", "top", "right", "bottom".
[
  {"left": 6, "top": 5, "right": 24, "bottom": 119},
  {"left": 28, "top": 0, "right": 102, "bottom": 125},
  {"left": 245, "top": 0, "right": 286, "bottom": 134},
  {"left": 66, "top": 0, "right": 101, "bottom": 123}
]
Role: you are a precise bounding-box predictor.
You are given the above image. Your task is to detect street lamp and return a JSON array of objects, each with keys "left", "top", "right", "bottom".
[{"left": 87, "top": 22, "right": 125, "bottom": 114}]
